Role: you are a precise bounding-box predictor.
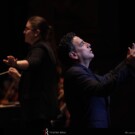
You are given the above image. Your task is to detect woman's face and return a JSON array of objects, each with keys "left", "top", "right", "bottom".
[{"left": 23, "top": 21, "right": 36, "bottom": 45}]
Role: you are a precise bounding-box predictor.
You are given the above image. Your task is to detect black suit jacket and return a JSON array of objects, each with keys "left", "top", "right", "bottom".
[{"left": 64, "top": 61, "right": 134, "bottom": 128}]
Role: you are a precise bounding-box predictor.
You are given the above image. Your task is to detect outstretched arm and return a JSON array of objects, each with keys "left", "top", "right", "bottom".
[{"left": 3, "top": 55, "right": 29, "bottom": 70}]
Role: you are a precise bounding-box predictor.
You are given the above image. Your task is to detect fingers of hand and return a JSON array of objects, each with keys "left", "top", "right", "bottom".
[{"left": 132, "top": 43, "right": 135, "bottom": 49}]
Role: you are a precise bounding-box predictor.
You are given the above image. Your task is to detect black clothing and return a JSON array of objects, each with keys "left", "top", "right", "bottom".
[
  {"left": 64, "top": 61, "right": 134, "bottom": 128},
  {"left": 18, "top": 40, "right": 59, "bottom": 128}
]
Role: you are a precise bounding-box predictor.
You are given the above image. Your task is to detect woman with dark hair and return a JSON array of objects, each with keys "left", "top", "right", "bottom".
[{"left": 3, "top": 16, "right": 59, "bottom": 135}]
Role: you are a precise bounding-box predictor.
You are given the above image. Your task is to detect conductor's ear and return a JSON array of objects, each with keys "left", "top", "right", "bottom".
[{"left": 69, "top": 51, "right": 78, "bottom": 60}]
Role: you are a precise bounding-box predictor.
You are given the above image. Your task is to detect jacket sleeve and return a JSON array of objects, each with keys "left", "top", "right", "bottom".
[{"left": 65, "top": 60, "right": 131, "bottom": 97}]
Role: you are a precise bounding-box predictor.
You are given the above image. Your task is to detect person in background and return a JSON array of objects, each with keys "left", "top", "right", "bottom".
[
  {"left": 51, "top": 76, "right": 70, "bottom": 128},
  {"left": 3, "top": 16, "right": 59, "bottom": 135},
  {"left": 0, "top": 67, "right": 21, "bottom": 104},
  {"left": 58, "top": 32, "right": 135, "bottom": 129}
]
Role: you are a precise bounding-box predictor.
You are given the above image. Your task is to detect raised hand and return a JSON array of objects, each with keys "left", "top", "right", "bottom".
[
  {"left": 3, "top": 55, "right": 18, "bottom": 67},
  {"left": 8, "top": 67, "right": 21, "bottom": 81},
  {"left": 127, "top": 43, "right": 135, "bottom": 68}
]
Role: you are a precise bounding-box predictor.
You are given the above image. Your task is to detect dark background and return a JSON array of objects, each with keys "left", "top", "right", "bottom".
[{"left": 0, "top": 0, "right": 135, "bottom": 128}]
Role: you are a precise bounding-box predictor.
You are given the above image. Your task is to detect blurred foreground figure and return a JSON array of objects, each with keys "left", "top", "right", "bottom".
[{"left": 3, "top": 16, "right": 59, "bottom": 135}]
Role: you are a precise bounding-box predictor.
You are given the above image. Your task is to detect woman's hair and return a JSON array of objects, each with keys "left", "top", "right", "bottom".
[
  {"left": 28, "top": 16, "right": 58, "bottom": 65},
  {"left": 28, "top": 16, "right": 51, "bottom": 40}
]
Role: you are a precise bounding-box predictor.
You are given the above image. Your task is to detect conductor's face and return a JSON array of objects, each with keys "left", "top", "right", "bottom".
[
  {"left": 23, "top": 21, "right": 36, "bottom": 45},
  {"left": 71, "top": 36, "right": 94, "bottom": 63}
]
